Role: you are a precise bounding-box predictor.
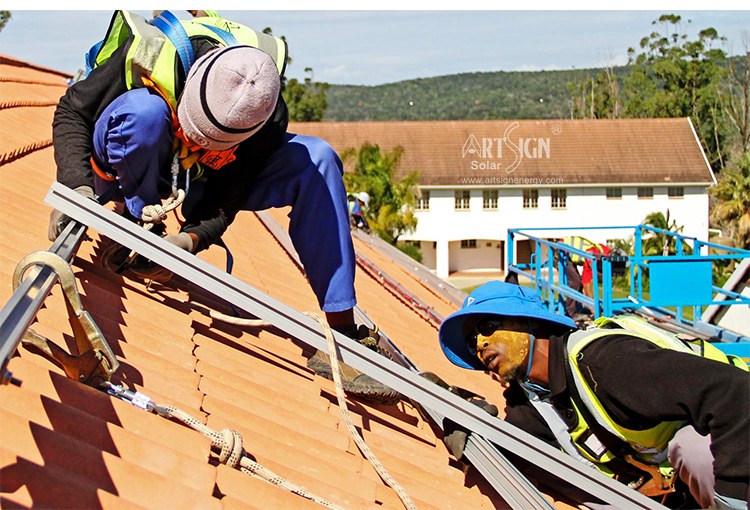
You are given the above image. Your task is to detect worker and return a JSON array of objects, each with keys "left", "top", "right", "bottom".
[
  {"left": 437, "top": 280, "right": 749, "bottom": 509},
  {"left": 581, "top": 242, "right": 612, "bottom": 300},
  {"left": 47, "top": 10, "right": 398, "bottom": 404},
  {"left": 347, "top": 191, "right": 370, "bottom": 230},
  {"left": 559, "top": 236, "right": 600, "bottom": 321}
]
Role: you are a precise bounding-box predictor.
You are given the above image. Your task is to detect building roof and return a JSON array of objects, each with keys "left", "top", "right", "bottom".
[
  {"left": 0, "top": 55, "right": 578, "bottom": 509},
  {"left": 289, "top": 119, "right": 716, "bottom": 186}
]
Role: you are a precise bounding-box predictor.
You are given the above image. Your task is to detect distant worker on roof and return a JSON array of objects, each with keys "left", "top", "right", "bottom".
[
  {"left": 47, "top": 10, "right": 398, "bottom": 404},
  {"left": 437, "top": 280, "right": 749, "bottom": 509},
  {"left": 347, "top": 191, "right": 370, "bottom": 231}
]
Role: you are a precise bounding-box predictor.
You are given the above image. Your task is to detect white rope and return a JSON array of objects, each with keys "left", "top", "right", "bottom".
[
  {"left": 161, "top": 405, "right": 345, "bottom": 510},
  {"left": 306, "top": 312, "right": 418, "bottom": 510},
  {"left": 184, "top": 302, "right": 416, "bottom": 508},
  {"left": 141, "top": 189, "right": 186, "bottom": 227}
]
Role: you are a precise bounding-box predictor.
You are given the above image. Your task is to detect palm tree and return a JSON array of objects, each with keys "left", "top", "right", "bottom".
[
  {"left": 342, "top": 143, "right": 419, "bottom": 244},
  {"left": 710, "top": 153, "right": 750, "bottom": 249},
  {"left": 641, "top": 210, "right": 692, "bottom": 256}
]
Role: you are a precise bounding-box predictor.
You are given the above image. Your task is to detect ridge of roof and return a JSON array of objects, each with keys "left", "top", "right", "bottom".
[{"left": 0, "top": 54, "right": 73, "bottom": 80}]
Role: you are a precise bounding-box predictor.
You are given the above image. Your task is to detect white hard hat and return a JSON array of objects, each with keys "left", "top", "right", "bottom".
[{"left": 355, "top": 191, "right": 370, "bottom": 208}]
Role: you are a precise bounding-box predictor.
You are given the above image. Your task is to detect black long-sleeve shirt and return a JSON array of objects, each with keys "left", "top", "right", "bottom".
[
  {"left": 53, "top": 35, "right": 289, "bottom": 251},
  {"left": 503, "top": 333, "right": 749, "bottom": 501}
]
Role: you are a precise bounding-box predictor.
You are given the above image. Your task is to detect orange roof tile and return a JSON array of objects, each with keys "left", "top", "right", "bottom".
[{"left": 0, "top": 55, "right": 582, "bottom": 510}]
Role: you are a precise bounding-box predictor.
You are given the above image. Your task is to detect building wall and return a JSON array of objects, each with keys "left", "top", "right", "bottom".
[{"left": 403, "top": 185, "right": 709, "bottom": 276}]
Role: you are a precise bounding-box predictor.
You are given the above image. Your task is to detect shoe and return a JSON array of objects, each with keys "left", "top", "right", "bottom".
[
  {"left": 307, "top": 325, "right": 401, "bottom": 405},
  {"left": 100, "top": 242, "right": 173, "bottom": 283}
]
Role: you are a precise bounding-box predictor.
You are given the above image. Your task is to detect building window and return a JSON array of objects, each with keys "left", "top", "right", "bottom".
[
  {"left": 403, "top": 240, "right": 420, "bottom": 247},
  {"left": 416, "top": 190, "right": 430, "bottom": 210},
  {"left": 455, "top": 190, "right": 471, "bottom": 210},
  {"left": 522, "top": 189, "right": 538, "bottom": 209},
  {"left": 551, "top": 188, "right": 567, "bottom": 209},
  {"left": 606, "top": 187, "right": 622, "bottom": 199},
  {"left": 668, "top": 186, "right": 684, "bottom": 198},
  {"left": 461, "top": 239, "right": 477, "bottom": 249},
  {"left": 637, "top": 187, "right": 654, "bottom": 199},
  {"left": 483, "top": 190, "right": 498, "bottom": 210}
]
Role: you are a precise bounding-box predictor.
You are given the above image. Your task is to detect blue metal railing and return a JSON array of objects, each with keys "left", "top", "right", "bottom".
[{"left": 506, "top": 226, "right": 750, "bottom": 346}]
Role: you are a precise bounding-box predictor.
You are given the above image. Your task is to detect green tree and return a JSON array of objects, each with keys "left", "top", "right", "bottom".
[
  {"left": 262, "top": 27, "right": 329, "bottom": 121},
  {"left": 623, "top": 14, "right": 729, "bottom": 170},
  {"left": 720, "top": 35, "right": 750, "bottom": 156},
  {"left": 0, "top": 11, "right": 10, "bottom": 33},
  {"left": 641, "top": 209, "right": 692, "bottom": 256},
  {"left": 341, "top": 143, "right": 419, "bottom": 244},
  {"left": 567, "top": 65, "right": 621, "bottom": 119},
  {"left": 709, "top": 152, "right": 750, "bottom": 249},
  {"left": 283, "top": 68, "right": 330, "bottom": 121}
]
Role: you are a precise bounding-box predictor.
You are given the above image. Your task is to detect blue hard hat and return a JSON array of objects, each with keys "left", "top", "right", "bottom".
[{"left": 439, "top": 280, "right": 576, "bottom": 370}]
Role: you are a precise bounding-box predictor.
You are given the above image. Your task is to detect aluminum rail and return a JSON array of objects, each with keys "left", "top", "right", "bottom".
[
  {"left": 46, "top": 182, "right": 664, "bottom": 510},
  {"left": 351, "top": 228, "right": 467, "bottom": 308},
  {"left": 255, "top": 211, "right": 554, "bottom": 509},
  {"left": 0, "top": 220, "right": 88, "bottom": 385}
]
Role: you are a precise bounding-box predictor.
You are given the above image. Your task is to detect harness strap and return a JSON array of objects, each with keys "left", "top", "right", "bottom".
[
  {"left": 562, "top": 343, "right": 675, "bottom": 496},
  {"left": 151, "top": 11, "right": 195, "bottom": 74},
  {"left": 563, "top": 343, "right": 636, "bottom": 459},
  {"left": 201, "top": 23, "right": 239, "bottom": 45}
]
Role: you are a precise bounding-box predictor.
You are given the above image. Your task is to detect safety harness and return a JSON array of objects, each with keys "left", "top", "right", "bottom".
[
  {"left": 84, "top": 10, "right": 287, "bottom": 276},
  {"left": 523, "top": 315, "right": 747, "bottom": 497}
]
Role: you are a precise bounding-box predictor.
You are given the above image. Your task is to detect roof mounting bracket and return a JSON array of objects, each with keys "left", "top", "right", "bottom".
[{"left": 12, "top": 251, "right": 119, "bottom": 387}]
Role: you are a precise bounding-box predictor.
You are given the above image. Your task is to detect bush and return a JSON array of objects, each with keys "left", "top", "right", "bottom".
[{"left": 397, "top": 243, "right": 423, "bottom": 263}]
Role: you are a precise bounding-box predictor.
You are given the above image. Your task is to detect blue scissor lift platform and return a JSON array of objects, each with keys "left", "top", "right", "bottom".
[{"left": 506, "top": 225, "right": 750, "bottom": 362}]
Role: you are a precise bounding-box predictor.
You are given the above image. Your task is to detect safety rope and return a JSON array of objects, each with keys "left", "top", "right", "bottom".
[
  {"left": 140, "top": 188, "right": 186, "bottom": 227},
  {"left": 191, "top": 305, "right": 417, "bottom": 510},
  {"left": 101, "top": 381, "right": 343, "bottom": 509},
  {"left": 306, "top": 312, "right": 418, "bottom": 510},
  {"left": 158, "top": 405, "right": 345, "bottom": 509}
]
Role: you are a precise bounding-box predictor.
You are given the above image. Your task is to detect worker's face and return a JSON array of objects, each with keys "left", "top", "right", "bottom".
[{"left": 465, "top": 316, "right": 531, "bottom": 383}]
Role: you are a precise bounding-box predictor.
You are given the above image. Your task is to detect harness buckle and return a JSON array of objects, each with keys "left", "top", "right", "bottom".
[
  {"left": 13, "top": 251, "right": 120, "bottom": 387},
  {"left": 624, "top": 455, "right": 675, "bottom": 497}
]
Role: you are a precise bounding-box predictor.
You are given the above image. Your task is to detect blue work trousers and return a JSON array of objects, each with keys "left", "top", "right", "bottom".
[{"left": 92, "top": 88, "right": 356, "bottom": 313}]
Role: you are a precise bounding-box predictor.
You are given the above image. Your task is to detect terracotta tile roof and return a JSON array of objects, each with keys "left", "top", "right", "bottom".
[
  {"left": 0, "top": 56, "right": 580, "bottom": 509},
  {"left": 289, "top": 119, "right": 715, "bottom": 186}
]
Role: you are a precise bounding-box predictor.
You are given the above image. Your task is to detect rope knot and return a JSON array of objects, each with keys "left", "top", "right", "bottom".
[
  {"left": 217, "top": 428, "right": 244, "bottom": 469},
  {"left": 141, "top": 204, "right": 168, "bottom": 224}
]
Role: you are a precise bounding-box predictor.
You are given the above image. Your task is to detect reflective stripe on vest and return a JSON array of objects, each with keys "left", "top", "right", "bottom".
[
  {"left": 566, "top": 321, "right": 747, "bottom": 466},
  {"left": 93, "top": 10, "right": 287, "bottom": 111}
]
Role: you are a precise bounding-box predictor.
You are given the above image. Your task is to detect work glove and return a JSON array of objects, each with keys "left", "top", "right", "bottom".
[
  {"left": 443, "top": 397, "right": 499, "bottom": 460},
  {"left": 47, "top": 185, "right": 95, "bottom": 241},
  {"left": 164, "top": 232, "right": 195, "bottom": 252},
  {"left": 418, "top": 372, "right": 499, "bottom": 461}
]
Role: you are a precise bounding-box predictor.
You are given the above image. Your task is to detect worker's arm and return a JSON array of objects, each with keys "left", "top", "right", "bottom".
[
  {"left": 179, "top": 92, "right": 289, "bottom": 252},
  {"left": 579, "top": 335, "right": 750, "bottom": 502},
  {"left": 53, "top": 41, "right": 131, "bottom": 190}
]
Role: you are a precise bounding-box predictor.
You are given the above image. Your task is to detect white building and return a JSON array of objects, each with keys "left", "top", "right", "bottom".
[{"left": 291, "top": 118, "right": 716, "bottom": 278}]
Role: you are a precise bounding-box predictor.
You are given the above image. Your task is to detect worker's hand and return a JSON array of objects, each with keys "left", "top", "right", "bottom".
[
  {"left": 47, "top": 185, "right": 95, "bottom": 241},
  {"left": 165, "top": 232, "right": 195, "bottom": 253},
  {"left": 442, "top": 398, "right": 499, "bottom": 460}
]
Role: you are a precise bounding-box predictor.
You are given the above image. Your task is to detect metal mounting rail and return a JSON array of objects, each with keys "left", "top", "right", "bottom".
[
  {"left": 0, "top": 221, "right": 88, "bottom": 385},
  {"left": 351, "top": 228, "right": 467, "bottom": 308},
  {"left": 255, "top": 211, "right": 554, "bottom": 509},
  {"left": 46, "top": 182, "right": 663, "bottom": 510}
]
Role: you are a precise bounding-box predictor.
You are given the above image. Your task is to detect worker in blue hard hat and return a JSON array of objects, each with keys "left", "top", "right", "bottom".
[{"left": 437, "top": 280, "right": 748, "bottom": 509}]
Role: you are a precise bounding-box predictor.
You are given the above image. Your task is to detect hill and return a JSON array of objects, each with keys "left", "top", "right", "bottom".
[{"left": 324, "top": 66, "right": 631, "bottom": 121}]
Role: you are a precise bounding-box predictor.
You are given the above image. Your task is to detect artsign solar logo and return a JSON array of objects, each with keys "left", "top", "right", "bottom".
[{"left": 461, "top": 121, "right": 554, "bottom": 173}]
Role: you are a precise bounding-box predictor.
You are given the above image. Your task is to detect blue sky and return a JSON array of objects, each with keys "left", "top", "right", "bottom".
[{"left": 1, "top": 7, "right": 748, "bottom": 86}]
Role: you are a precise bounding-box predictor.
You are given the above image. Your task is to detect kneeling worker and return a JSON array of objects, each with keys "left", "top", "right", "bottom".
[{"left": 437, "top": 280, "right": 748, "bottom": 509}]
